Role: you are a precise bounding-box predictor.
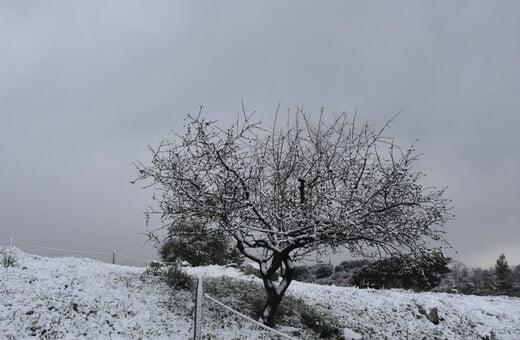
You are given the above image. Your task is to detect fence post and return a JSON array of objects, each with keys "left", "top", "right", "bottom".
[
  {"left": 112, "top": 249, "right": 117, "bottom": 264},
  {"left": 193, "top": 276, "right": 203, "bottom": 340}
]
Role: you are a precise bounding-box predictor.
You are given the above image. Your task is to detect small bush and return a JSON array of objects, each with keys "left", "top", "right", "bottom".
[
  {"left": 300, "top": 304, "right": 343, "bottom": 339},
  {"left": 2, "top": 249, "right": 17, "bottom": 268},
  {"left": 144, "top": 261, "right": 162, "bottom": 276},
  {"left": 159, "top": 219, "right": 243, "bottom": 267},
  {"left": 162, "top": 266, "right": 194, "bottom": 291},
  {"left": 293, "top": 265, "right": 312, "bottom": 281}
]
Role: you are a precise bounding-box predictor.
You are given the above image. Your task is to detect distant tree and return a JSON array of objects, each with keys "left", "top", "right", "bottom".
[
  {"left": 134, "top": 107, "right": 452, "bottom": 326},
  {"left": 440, "top": 261, "right": 471, "bottom": 293},
  {"left": 159, "top": 218, "right": 243, "bottom": 266},
  {"left": 314, "top": 263, "right": 334, "bottom": 279},
  {"left": 512, "top": 264, "right": 520, "bottom": 282},
  {"left": 339, "top": 259, "right": 370, "bottom": 272},
  {"left": 292, "top": 265, "right": 312, "bottom": 282},
  {"left": 495, "top": 254, "right": 512, "bottom": 294},
  {"left": 351, "top": 250, "right": 450, "bottom": 291},
  {"left": 468, "top": 267, "right": 495, "bottom": 295},
  {"left": 405, "top": 251, "right": 451, "bottom": 290},
  {"left": 511, "top": 265, "right": 520, "bottom": 297}
]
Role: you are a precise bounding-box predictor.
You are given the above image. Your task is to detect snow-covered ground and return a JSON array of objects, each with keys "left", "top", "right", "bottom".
[{"left": 1, "top": 247, "right": 519, "bottom": 339}]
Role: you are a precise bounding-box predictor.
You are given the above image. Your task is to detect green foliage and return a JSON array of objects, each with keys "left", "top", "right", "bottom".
[
  {"left": 351, "top": 251, "right": 450, "bottom": 291},
  {"left": 159, "top": 219, "right": 243, "bottom": 267},
  {"left": 162, "top": 266, "right": 194, "bottom": 291}
]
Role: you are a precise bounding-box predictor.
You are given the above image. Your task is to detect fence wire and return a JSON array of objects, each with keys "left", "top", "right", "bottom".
[
  {"left": 5, "top": 239, "right": 158, "bottom": 267},
  {"left": 116, "top": 253, "right": 153, "bottom": 263},
  {"left": 14, "top": 241, "right": 112, "bottom": 256},
  {"left": 5, "top": 238, "right": 298, "bottom": 339},
  {"left": 204, "top": 293, "right": 298, "bottom": 340}
]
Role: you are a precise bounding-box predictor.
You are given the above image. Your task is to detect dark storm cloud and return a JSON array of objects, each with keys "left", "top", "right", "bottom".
[{"left": 1, "top": 1, "right": 519, "bottom": 266}]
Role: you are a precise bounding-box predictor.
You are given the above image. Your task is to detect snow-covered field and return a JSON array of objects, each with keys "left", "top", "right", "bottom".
[{"left": 1, "top": 247, "right": 519, "bottom": 339}]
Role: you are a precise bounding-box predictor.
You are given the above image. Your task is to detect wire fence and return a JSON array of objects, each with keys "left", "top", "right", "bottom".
[
  {"left": 204, "top": 293, "right": 297, "bottom": 339},
  {"left": 2, "top": 237, "right": 156, "bottom": 267},
  {"left": 3, "top": 237, "right": 297, "bottom": 339},
  {"left": 15, "top": 241, "right": 113, "bottom": 256},
  {"left": 192, "top": 277, "right": 297, "bottom": 340}
]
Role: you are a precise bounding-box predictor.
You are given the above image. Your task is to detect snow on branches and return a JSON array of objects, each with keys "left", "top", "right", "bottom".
[{"left": 134, "top": 106, "right": 453, "bottom": 326}]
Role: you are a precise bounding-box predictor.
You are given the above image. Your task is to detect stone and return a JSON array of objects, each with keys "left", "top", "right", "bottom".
[{"left": 427, "top": 307, "right": 440, "bottom": 325}]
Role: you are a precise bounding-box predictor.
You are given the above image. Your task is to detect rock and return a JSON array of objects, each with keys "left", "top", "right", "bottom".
[{"left": 427, "top": 307, "right": 440, "bottom": 325}]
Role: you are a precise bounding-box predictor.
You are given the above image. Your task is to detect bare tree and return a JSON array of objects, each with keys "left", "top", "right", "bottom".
[{"left": 134, "top": 106, "right": 452, "bottom": 326}]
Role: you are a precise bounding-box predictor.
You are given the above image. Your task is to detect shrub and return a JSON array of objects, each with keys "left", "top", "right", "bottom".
[
  {"left": 300, "top": 304, "right": 343, "bottom": 339},
  {"left": 293, "top": 265, "right": 312, "bottom": 282},
  {"left": 1, "top": 249, "right": 17, "bottom": 268},
  {"left": 314, "top": 264, "right": 334, "bottom": 279},
  {"left": 351, "top": 251, "right": 450, "bottom": 291},
  {"left": 162, "top": 266, "right": 194, "bottom": 291},
  {"left": 144, "top": 261, "right": 162, "bottom": 276},
  {"left": 159, "top": 219, "right": 243, "bottom": 267}
]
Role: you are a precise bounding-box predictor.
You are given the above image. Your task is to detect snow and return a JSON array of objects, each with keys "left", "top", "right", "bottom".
[
  {"left": 2, "top": 247, "right": 520, "bottom": 339},
  {"left": 288, "top": 282, "right": 520, "bottom": 339},
  {"left": 343, "top": 327, "right": 362, "bottom": 340}
]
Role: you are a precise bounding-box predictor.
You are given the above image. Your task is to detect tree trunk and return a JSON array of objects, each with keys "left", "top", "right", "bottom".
[
  {"left": 259, "top": 254, "right": 295, "bottom": 327},
  {"left": 261, "top": 284, "right": 284, "bottom": 327}
]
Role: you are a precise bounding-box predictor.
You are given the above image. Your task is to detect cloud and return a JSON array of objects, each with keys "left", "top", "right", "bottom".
[{"left": 1, "top": 1, "right": 519, "bottom": 266}]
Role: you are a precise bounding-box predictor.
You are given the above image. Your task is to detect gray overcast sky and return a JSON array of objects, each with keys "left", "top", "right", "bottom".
[{"left": 1, "top": 1, "right": 519, "bottom": 267}]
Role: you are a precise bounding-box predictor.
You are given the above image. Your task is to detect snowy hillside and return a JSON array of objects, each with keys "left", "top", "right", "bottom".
[{"left": 1, "top": 247, "right": 519, "bottom": 339}]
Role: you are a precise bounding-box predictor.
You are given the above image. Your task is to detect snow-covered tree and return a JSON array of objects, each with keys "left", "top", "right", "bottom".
[{"left": 134, "top": 107, "right": 452, "bottom": 326}]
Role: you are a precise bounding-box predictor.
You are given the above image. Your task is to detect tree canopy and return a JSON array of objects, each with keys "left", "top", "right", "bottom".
[{"left": 135, "top": 106, "right": 453, "bottom": 325}]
